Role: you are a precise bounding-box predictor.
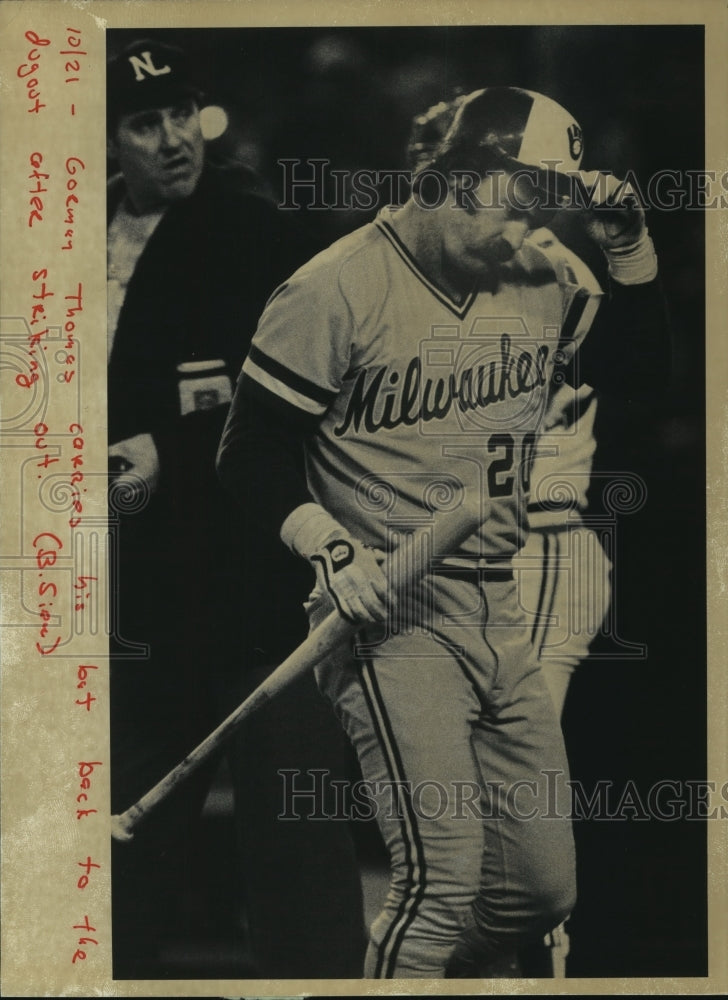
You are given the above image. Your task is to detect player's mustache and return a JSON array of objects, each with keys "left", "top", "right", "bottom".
[{"left": 490, "top": 239, "right": 516, "bottom": 262}]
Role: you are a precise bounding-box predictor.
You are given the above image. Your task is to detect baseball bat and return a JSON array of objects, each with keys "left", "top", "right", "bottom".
[{"left": 111, "top": 505, "right": 481, "bottom": 843}]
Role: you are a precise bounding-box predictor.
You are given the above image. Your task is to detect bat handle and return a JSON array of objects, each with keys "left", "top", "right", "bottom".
[{"left": 111, "top": 809, "right": 139, "bottom": 843}]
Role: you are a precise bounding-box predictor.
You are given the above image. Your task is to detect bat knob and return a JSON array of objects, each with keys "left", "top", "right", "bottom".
[{"left": 111, "top": 813, "right": 135, "bottom": 843}]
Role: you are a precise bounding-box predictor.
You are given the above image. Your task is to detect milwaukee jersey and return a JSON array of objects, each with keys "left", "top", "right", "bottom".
[
  {"left": 243, "top": 209, "right": 602, "bottom": 558},
  {"left": 523, "top": 230, "right": 603, "bottom": 527},
  {"left": 527, "top": 383, "right": 598, "bottom": 528}
]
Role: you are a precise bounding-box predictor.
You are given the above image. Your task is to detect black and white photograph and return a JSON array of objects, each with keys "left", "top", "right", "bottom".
[
  {"left": 0, "top": 3, "right": 725, "bottom": 996},
  {"left": 104, "top": 20, "right": 708, "bottom": 984}
]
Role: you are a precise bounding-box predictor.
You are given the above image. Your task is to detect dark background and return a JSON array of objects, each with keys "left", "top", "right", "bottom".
[{"left": 108, "top": 25, "right": 707, "bottom": 978}]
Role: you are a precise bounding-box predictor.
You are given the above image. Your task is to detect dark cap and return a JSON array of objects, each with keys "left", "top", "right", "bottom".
[{"left": 107, "top": 40, "right": 202, "bottom": 130}]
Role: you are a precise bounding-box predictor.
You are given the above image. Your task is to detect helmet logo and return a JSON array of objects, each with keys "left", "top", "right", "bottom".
[{"left": 567, "top": 123, "right": 583, "bottom": 160}]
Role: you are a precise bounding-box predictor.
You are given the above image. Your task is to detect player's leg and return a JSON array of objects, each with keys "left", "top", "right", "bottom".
[
  {"left": 447, "top": 576, "right": 577, "bottom": 973},
  {"left": 516, "top": 524, "right": 612, "bottom": 718},
  {"left": 514, "top": 524, "right": 612, "bottom": 975},
  {"left": 515, "top": 527, "right": 573, "bottom": 716},
  {"left": 311, "top": 580, "right": 494, "bottom": 979}
]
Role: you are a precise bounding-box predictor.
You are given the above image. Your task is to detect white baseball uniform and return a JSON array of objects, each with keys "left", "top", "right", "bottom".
[
  {"left": 237, "top": 209, "right": 602, "bottom": 976},
  {"left": 513, "top": 230, "right": 611, "bottom": 718}
]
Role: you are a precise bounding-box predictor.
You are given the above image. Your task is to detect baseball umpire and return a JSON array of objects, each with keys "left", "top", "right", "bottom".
[
  {"left": 107, "top": 38, "right": 365, "bottom": 977},
  {"left": 217, "top": 86, "right": 670, "bottom": 977}
]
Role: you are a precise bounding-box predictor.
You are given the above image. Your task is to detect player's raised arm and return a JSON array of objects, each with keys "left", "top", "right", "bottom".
[{"left": 564, "top": 171, "right": 671, "bottom": 399}]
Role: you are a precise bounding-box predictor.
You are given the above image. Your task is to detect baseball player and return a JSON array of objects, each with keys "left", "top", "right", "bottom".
[
  {"left": 405, "top": 99, "right": 613, "bottom": 979},
  {"left": 514, "top": 371, "right": 611, "bottom": 977},
  {"left": 407, "top": 97, "right": 610, "bottom": 719},
  {"left": 510, "top": 225, "right": 610, "bottom": 722},
  {"left": 515, "top": 370, "right": 610, "bottom": 718},
  {"left": 218, "top": 87, "right": 669, "bottom": 978}
]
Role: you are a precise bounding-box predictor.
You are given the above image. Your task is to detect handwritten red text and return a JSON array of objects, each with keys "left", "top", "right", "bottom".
[
  {"left": 71, "top": 915, "right": 98, "bottom": 963},
  {"left": 61, "top": 159, "right": 85, "bottom": 251},
  {"left": 60, "top": 28, "right": 86, "bottom": 87},
  {"left": 76, "top": 761, "right": 102, "bottom": 820},
  {"left": 28, "top": 150, "right": 49, "bottom": 228},
  {"left": 17, "top": 30, "right": 50, "bottom": 115},
  {"left": 68, "top": 423, "right": 84, "bottom": 527},
  {"left": 16, "top": 267, "right": 54, "bottom": 389},
  {"left": 75, "top": 663, "right": 97, "bottom": 712},
  {"left": 33, "top": 531, "right": 63, "bottom": 655}
]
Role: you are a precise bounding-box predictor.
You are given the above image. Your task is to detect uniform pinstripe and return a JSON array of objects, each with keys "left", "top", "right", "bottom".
[{"left": 241, "top": 212, "right": 601, "bottom": 977}]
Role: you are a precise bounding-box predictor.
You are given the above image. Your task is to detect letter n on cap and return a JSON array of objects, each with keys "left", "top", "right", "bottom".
[{"left": 129, "top": 50, "right": 172, "bottom": 82}]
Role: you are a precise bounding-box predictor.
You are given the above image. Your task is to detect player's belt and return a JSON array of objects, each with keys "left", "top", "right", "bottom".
[
  {"left": 526, "top": 500, "right": 579, "bottom": 513},
  {"left": 434, "top": 557, "right": 513, "bottom": 583},
  {"left": 526, "top": 501, "right": 586, "bottom": 531},
  {"left": 526, "top": 500, "right": 578, "bottom": 514}
]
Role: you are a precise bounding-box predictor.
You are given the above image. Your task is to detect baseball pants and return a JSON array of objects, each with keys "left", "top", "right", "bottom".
[
  {"left": 514, "top": 521, "right": 612, "bottom": 716},
  {"left": 310, "top": 571, "right": 577, "bottom": 978}
]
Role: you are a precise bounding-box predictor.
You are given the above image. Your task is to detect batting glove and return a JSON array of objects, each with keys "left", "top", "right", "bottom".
[
  {"left": 576, "top": 171, "right": 658, "bottom": 284},
  {"left": 281, "top": 503, "right": 392, "bottom": 624}
]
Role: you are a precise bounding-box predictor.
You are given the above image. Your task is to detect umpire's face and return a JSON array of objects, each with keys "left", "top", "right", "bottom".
[{"left": 109, "top": 98, "right": 205, "bottom": 213}]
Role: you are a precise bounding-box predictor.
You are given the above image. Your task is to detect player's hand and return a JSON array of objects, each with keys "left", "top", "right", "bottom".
[
  {"left": 280, "top": 502, "right": 394, "bottom": 624},
  {"left": 573, "top": 170, "right": 658, "bottom": 284},
  {"left": 575, "top": 171, "right": 646, "bottom": 250},
  {"left": 310, "top": 534, "right": 391, "bottom": 624},
  {"left": 108, "top": 433, "right": 160, "bottom": 496}
]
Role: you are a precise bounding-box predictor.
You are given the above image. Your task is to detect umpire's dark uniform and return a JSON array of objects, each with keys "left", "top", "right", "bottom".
[{"left": 108, "top": 44, "right": 365, "bottom": 979}]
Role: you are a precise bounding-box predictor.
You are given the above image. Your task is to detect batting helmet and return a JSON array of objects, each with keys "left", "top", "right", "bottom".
[
  {"left": 416, "top": 86, "right": 583, "bottom": 202},
  {"left": 407, "top": 95, "right": 468, "bottom": 174}
]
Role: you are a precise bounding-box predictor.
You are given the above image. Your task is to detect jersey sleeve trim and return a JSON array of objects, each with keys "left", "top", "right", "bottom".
[
  {"left": 561, "top": 288, "right": 592, "bottom": 340},
  {"left": 243, "top": 343, "right": 337, "bottom": 415}
]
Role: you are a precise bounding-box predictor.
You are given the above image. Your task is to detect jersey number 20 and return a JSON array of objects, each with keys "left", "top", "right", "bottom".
[{"left": 487, "top": 431, "right": 537, "bottom": 498}]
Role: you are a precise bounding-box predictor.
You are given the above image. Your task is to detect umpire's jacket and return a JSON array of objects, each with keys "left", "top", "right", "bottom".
[{"left": 107, "top": 163, "right": 315, "bottom": 665}]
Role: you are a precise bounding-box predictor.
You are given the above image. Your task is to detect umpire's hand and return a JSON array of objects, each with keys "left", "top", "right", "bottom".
[{"left": 108, "top": 432, "right": 160, "bottom": 495}]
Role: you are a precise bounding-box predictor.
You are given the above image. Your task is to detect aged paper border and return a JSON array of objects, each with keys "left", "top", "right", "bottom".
[{"left": 1, "top": 0, "right": 726, "bottom": 996}]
